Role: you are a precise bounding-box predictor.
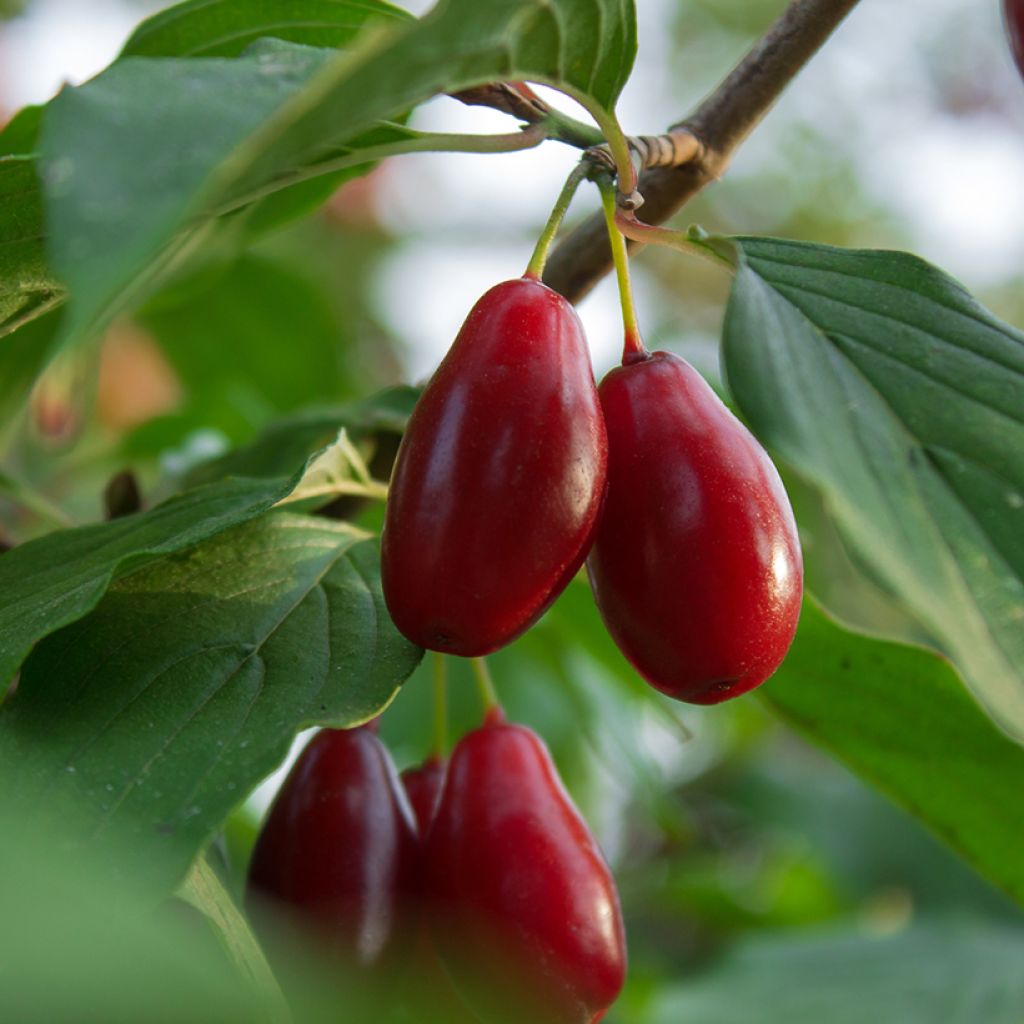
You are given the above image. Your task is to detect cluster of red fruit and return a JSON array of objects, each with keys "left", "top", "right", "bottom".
[
  {"left": 381, "top": 275, "right": 803, "bottom": 704},
  {"left": 248, "top": 714, "right": 625, "bottom": 1023}
]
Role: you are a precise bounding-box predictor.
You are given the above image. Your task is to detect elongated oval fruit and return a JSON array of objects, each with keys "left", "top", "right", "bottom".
[
  {"left": 588, "top": 351, "right": 802, "bottom": 705},
  {"left": 425, "top": 710, "right": 626, "bottom": 1024},
  {"left": 246, "top": 726, "right": 418, "bottom": 984},
  {"left": 382, "top": 277, "right": 607, "bottom": 656}
]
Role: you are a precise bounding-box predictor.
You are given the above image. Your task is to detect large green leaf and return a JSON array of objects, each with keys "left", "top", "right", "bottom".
[
  {"left": 718, "top": 237, "right": 1024, "bottom": 740},
  {"left": 0, "top": 513, "right": 422, "bottom": 892},
  {"left": 0, "top": 473, "right": 298, "bottom": 693},
  {"left": 648, "top": 923, "right": 1024, "bottom": 1024},
  {"left": 41, "top": 0, "right": 636, "bottom": 347},
  {"left": 764, "top": 600, "right": 1024, "bottom": 906},
  {"left": 122, "top": 0, "right": 411, "bottom": 57}
]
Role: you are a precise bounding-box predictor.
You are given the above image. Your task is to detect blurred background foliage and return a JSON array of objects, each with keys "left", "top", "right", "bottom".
[{"left": 2, "top": 0, "right": 1024, "bottom": 1020}]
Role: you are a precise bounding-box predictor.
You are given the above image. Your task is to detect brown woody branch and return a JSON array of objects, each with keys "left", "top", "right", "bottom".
[{"left": 543, "top": 0, "right": 863, "bottom": 302}]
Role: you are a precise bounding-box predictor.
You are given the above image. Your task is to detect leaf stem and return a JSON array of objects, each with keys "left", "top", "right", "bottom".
[
  {"left": 599, "top": 178, "right": 647, "bottom": 363},
  {"left": 216, "top": 123, "right": 549, "bottom": 217},
  {"left": 431, "top": 652, "right": 448, "bottom": 757},
  {"left": 470, "top": 657, "right": 500, "bottom": 715},
  {"left": 525, "top": 163, "right": 588, "bottom": 279},
  {"left": 615, "top": 212, "right": 736, "bottom": 271}
]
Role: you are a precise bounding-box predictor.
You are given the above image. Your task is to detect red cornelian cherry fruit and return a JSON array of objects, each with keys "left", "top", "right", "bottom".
[
  {"left": 1006, "top": 0, "right": 1024, "bottom": 79},
  {"left": 246, "top": 726, "right": 418, "bottom": 987},
  {"left": 401, "top": 756, "right": 481, "bottom": 1024},
  {"left": 401, "top": 755, "right": 446, "bottom": 835},
  {"left": 381, "top": 277, "right": 608, "bottom": 657},
  {"left": 424, "top": 708, "right": 626, "bottom": 1024},
  {"left": 588, "top": 350, "right": 803, "bottom": 705}
]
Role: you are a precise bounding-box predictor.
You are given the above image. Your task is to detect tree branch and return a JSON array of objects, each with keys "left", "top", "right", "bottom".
[{"left": 543, "top": 0, "right": 863, "bottom": 302}]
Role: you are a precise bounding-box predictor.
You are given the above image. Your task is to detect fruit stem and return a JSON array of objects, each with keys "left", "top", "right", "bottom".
[
  {"left": 470, "top": 657, "right": 501, "bottom": 715},
  {"left": 525, "top": 163, "right": 588, "bottom": 279},
  {"left": 431, "top": 652, "right": 448, "bottom": 756},
  {"left": 599, "top": 176, "right": 648, "bottom": 363}
]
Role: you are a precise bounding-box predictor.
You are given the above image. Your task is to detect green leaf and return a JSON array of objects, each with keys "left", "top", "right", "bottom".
[
  {"left": 0, "top": 307, "right": 61, "bottom": 429},
  {"left": 720, "top": 237, "right": 1024, "bottom": 740},
  {"left": 0, "top": 151, "right": 62, "bottom": 337},
  {"left": 183, "top": 385, "right": 419, "bottom": 486},
  {"left": 42, "top": 0, "right": 636, "bottom": 348},
  {"left": 0, "top": 797, "right": 268, "bottom": 1022},
  {"left": 178, "top": 856, "right": 290, "bottom": 1023},
  {"left": 122, "top": 0, "right": 411, "bottom": 57},
  {"left": 763, "top": 599, "right": 1024, "bottom": 907},
  {"left": 0, "top": 513, "right": 422, "bottom": 892},
  {"left": 0, "top": 473, "right": 299, "bottom": 693},
  {"left": 648, "top": 923, "right": 1024, "bottom": 1024},
  {"left": 141, "top": 255, "right": 358, "bottom": 443}
]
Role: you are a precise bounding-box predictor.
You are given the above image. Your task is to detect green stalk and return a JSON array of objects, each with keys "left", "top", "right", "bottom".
[
  {"left": 599, "top": 177, "right": 648, "bottom": 363},
  {"left": 525, "top": 163, "right": 588, "bottom": 279}
]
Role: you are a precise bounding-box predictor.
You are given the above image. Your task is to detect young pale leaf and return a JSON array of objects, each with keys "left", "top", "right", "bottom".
[
  {"left": 0, "top": 513, "right": 422, "bottom": 893},
  {"left": 0, "top": 474, "right": 298, "bottom": 693},
  {"left": 720, "top": 237, "right": 1024, "bottom": 740},
  {"left": 649, "top": 923, "right": 1024, "bottom": 1024},
  {"left": 122, "top": 0, "right": 412, "bottom": 57},
  {"left": 764, "top": 600, "right": 1024, "bottom": 907}
]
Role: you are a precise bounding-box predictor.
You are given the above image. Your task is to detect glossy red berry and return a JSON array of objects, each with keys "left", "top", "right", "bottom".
[
  {"left": 1006, "top": 0, "right": 1024, "bottom": 79},
  {"left": 588, "top": 351, "right": 802, "bottom": 705},
  {"left": 381, "top": 277, "right": 608, "bottom": 657},
  {"left": 246, "top": 726, "right": 418, "bottom": 982},
  {"left": 425, "top": 709, "right": 626, "bottom": 1024}
]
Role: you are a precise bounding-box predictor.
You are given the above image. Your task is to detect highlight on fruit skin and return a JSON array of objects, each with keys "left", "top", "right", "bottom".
[
  {"left": 381, "top": 276, "right": 608, "bottom": 658},
  {"left": 588, "top": 350, "right": 803, "bottom": 705},
  {"left": 424, "top": 709, "right": 627, "bottom": 1024}
]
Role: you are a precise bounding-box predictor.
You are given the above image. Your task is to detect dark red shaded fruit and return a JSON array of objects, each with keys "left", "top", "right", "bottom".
[
  {"left": 246, "top": 726, "right": 418, "bottom": 985},
  {"left": 1007, "top": 0, "right": 1024, "bottom": 79},
  {"left": 381, "top": 277, "right": 608, "bottom": 656},
  {"left": 425, "top": 710, "right": 626, "bottom": 1024},
  {"left": 401, "top": 755, "right": 446, "bottom": 835},
  {"left": 401, "top": 756, "right": 481, "bottom": 1024},
  {"left": 588, "top": 351, "right": 802, "bottom": 705}
]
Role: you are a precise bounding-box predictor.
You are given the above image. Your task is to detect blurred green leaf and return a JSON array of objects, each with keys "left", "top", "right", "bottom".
[
  {"left": 763, "top": 599, "right": 1024, "bottom": 907},
  {"left": 719, "top": 236, "right": 1024, "bottom": 740},
  {"left": 0, "top": 513, "right": 422, "bottom": 893},
  {"left": 179, "top": 856, "right": 290, "bottom": 1023},
  {"left": 141, "top": 255, "right": 357, "bottom": 442},
  {"left": 0, "top": 796, "right": 267, "bottom": 1023},
  {"left": 0, "top": 307, "right": 60, "bottom": 429},
  {"left": 646, "top": 923, "right": 1024, "bottom": 1024},
  {"left": 122, "top": 0, "right": 411, "bottom": 57},
  {"left": 0, "top": 118, "right": 61, "bottom": 336},
  {"left": 183, "top": 385, "right": 418, "bottom": 486}
]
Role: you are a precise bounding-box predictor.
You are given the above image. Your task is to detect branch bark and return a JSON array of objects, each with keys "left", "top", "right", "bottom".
[{"left": 543, "top": 0, "right": 863, "bottom": 302}]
